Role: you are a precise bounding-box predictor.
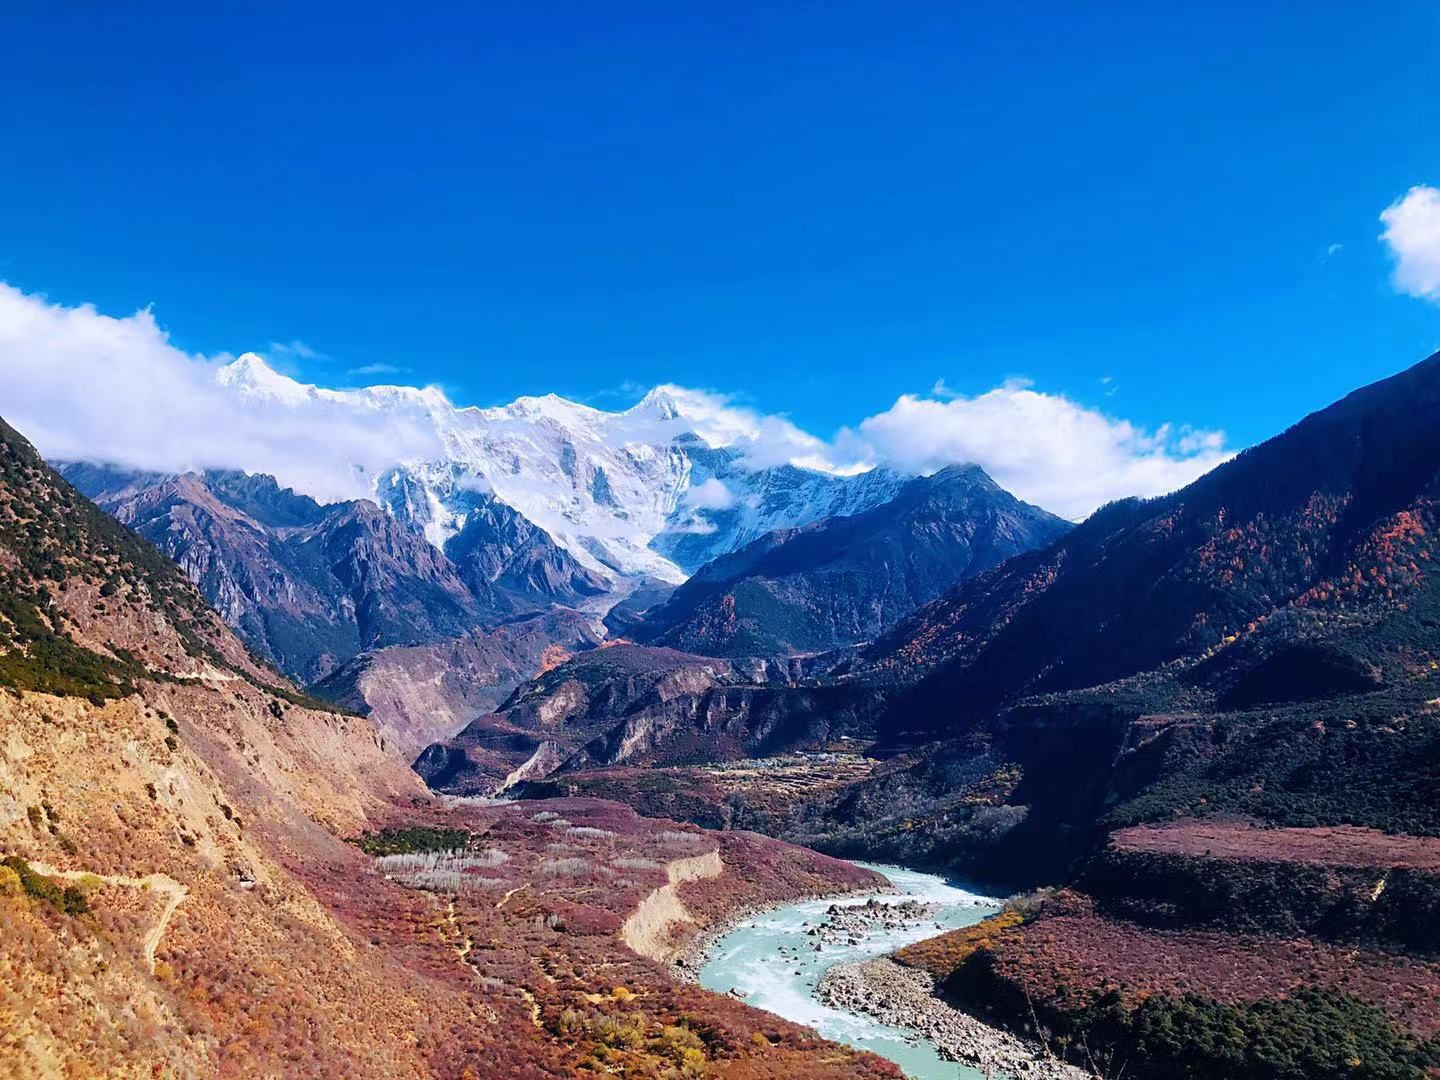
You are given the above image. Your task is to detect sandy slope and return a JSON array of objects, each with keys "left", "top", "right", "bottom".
[{"left": 621, "top": 849, "right": 723, "bottom": 961}]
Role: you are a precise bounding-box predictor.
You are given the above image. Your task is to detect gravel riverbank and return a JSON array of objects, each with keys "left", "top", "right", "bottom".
[{"left": 819, "top": 957, "right": 1088, "bottom": 1079}]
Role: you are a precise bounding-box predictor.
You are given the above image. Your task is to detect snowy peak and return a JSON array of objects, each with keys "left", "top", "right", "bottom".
[
  {"left": 218, "top": 354, "right": 453, "bottom": 411},
  {"left": 218, "top": 353, "right": 315, "bottom": 405},
  {"left": 628, "top": 386, "right": 683, "bottom": 422},
  {"left": 209, "top": 358, "right": 908, "bottom": 584}
]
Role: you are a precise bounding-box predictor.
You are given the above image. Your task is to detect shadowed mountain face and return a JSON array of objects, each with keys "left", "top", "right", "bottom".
[
  {"left": 648, "top": 436, "right": 911, "bottom": 574},
  {"left": 62, "top": 466, "right": 604, "bottom": 683},
  {"left": 443, "top": 494, "right": 609, "bottom": 608},
  {"left": 633, "top": 464, "right": 1071, "bottom": 657}
]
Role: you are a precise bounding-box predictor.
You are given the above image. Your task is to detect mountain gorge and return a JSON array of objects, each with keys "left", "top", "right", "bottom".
[
  {"left": 18, "top": 9, "right": 1440, "bottom": 1074},
  {"left": 458, "top": 354, "right": 1440, "bottom": 1078},
  {"left": 0, "top": 415, "right": 906, "bottom": 1078},
  {"left": 26, "top": 347, "right": 1440, "bottom": 1079}
]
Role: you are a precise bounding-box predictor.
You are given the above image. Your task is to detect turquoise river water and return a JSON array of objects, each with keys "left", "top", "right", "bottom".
[{"left": 698, "top": 863, "right": 1001, "bottom": 1080}]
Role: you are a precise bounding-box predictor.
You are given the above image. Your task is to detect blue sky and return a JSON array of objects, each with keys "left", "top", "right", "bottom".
[{"left": 1, "top": 2, "right": 1438, "bottom": 454}]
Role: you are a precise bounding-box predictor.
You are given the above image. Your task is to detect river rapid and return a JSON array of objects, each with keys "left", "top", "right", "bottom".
[{"left": 698, "top": 863, "right": 1001, "bottom": 1080}]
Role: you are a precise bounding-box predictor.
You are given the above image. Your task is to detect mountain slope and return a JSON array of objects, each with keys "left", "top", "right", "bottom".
[
  {"left": 731, "top": 352, "right": 1435, "bottom": 894},
  {"left": 546, "top": 352, "right": 1440, "bottom": 892},
  {"left": 862, "top": 350, "right": 1440, "bottom": 740},
  {"left": 312, "top": 608, "right": 603, "bottom": 758},
  {"left": 63, "top": 465, "right": 602, "bottom": 683},
  {"left": 442, "top": 490, "right": 609, "bottom": 608},
  {"left": 0, "top": 415, "right": 459, "bottom": 1075},
  {"left": 635, "top": 465, "right": 1070, "bottom": 657},
  {"left": 783, "top": 356, "right": 1440, "bottom": 1080},
  {"left": 416, "top": 643, "right": 885, "bottom": 795}
]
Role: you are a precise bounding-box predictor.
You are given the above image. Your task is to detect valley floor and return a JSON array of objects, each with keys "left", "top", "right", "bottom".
[{"left": 0, "top": 682, "right": 906, "bottom": 1078}]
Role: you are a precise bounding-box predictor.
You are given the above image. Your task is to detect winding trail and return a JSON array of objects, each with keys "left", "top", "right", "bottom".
[
  {"left": 30, "top": 860, "right": 187, "bottom": 974},
  {"left": 620, "top": 850, "right": 723, "bottom": 962},
  {"left": 495, "top": 882, "right": 529, "bottom": 910},
  {"left": 516, "top": 986, "right": 542, "bottom": 1028},
  {"left": 441, "top": 899, "right": 503, "bottom": 1025},
  {"left": 445, "top": 899, "right": 476, "bottom": 966}
]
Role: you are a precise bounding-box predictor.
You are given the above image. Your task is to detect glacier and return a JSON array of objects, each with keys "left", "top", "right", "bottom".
[{"left": 215, "top": 354, "right": 907, "bottom": 584}]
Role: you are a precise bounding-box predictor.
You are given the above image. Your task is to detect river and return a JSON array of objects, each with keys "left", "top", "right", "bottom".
[{"left": 698, "top": 863, "right": 1002, "bottom": 1080}]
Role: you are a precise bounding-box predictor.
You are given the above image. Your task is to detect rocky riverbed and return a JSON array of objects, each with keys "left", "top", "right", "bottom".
[
  {"left": 819, "top": 957, "right": 1088, "bottom": 1079},
  {"left": 810, "top": 898, "right": 945, "bottom": 946}
]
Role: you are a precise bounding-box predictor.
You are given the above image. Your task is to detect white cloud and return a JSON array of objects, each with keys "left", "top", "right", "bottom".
[
  {"left": 266, "top": 339, "right": 322, "bottom": 360},
  {"left": 0, "top": 284, "right": 441, "bottom": 503},
  {"left": 649, "top": 384, "right": 833, "bottom": 470},
  {"left": 838, "top": 383, "right": 1232, "bottom": 520},
  {"left": 1380, "top": 186, "right": 1440, "bottom": 301},
  {"left": 347, "top": 362, "right": 408, "bottom": 378},
  {"left": 0, "top": 281, "right": 1232, "bottom": 523},
  {"left": 681, "top": 477, "right": 736, "bottom": 511}
]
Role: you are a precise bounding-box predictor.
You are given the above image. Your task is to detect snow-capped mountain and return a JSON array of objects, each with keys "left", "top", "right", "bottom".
[{"left": 214, "top": 354, "right": 906, "bottom": 583}]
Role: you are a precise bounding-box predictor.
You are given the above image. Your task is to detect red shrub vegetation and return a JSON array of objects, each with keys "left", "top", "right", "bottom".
[{"left": 977, "top": 891, "right": 1440, "bottom": 1039}]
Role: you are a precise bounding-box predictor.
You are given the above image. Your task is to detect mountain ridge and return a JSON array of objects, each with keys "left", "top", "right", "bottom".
[
  {"left": 633, "top": 463, "right": 1072, "bottom": 657},
  {"left": 506, "top": 348, "right": 1440, "bottom": 894}
]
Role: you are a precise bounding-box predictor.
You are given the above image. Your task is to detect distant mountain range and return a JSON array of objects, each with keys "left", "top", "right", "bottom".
[
  {"left": 633, "top": 464, "right": 1070, "bottom": 656},
  {"left": 413, "top": 467, "right": 1065, "bottom": 793},
  {"left": 61, "top": 464, "right": 587, "bottom": 682},
  {"left": 215, "top": 353, "right": 914, "bottom": 583},
  {"left": 58, "top": 356, "right": 1072, "bottom": 752}
]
